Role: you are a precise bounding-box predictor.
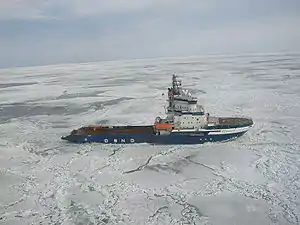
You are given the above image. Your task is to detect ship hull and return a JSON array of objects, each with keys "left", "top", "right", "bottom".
[
  {"left": 149, "top": 130, "right": 248, "bottom": 145},
  {"left": 61, "top": 74, "right": 254, "bottom": 145},
  {"left": 61, "top": 133, "right": 153, "bottom": 144},
  {"left": 61, "top": 125, "right": 251, "bottom": 144}
]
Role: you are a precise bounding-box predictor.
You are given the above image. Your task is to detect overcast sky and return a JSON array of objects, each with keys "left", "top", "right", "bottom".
[{"left": 0, "top": 0, "right": 299, "bottom": 68}]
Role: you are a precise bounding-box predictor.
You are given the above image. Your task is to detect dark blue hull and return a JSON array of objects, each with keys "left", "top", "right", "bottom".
[
  {"left": 61, "top": 133, "right": 153, "bottom": 144},
  {"left": 61, "top": 131, "right": 248, "bottom": 145},
  {"left": 149, "top": 131, "right": 247, "bottom": 145}
]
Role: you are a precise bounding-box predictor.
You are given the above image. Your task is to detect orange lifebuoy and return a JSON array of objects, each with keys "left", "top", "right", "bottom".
[{"left": 155, "top": 117, "right": 161, "bottom": 124}]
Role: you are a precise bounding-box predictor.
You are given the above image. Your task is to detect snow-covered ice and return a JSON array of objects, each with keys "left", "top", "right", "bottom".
[{"left": 1, "top": 52, "right": 300, "bottom": 224}]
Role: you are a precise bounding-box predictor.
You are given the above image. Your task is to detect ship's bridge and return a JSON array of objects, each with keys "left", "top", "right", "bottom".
[{"left": 173, "top": 89, "right": 197, "bottom": 102}]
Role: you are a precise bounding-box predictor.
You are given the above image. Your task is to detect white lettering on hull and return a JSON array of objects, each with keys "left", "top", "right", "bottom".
[
  {"left": 103, "top": 138, "right": 135, "bottom": 143},
  {"left": 199, "top": 138, "right": 213, "bottom": 141}
]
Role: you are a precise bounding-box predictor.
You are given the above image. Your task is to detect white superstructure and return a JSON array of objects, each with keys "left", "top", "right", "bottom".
[
  {"left": 154, "top": 74, "right": 253, "bottom": 136},
  {"left": 158, "top": 74, "right": 208, "bottom": 130}
]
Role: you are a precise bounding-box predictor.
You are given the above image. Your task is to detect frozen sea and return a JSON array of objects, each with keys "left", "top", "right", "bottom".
[{"left": 0, "top": 52, "right": 300, "bottom": 225}]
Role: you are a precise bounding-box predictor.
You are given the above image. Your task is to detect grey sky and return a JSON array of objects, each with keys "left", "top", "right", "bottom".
[{"left": 0, "top": 0, "right": 299, "bottom": 68}]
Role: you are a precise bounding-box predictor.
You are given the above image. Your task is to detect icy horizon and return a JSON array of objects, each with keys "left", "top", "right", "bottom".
[
  {"left": 1, "top": 50, "right": 300, "bottom": 70},
  {"left": 1, "top": 0, "right": 300, "bottom": 68}
]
